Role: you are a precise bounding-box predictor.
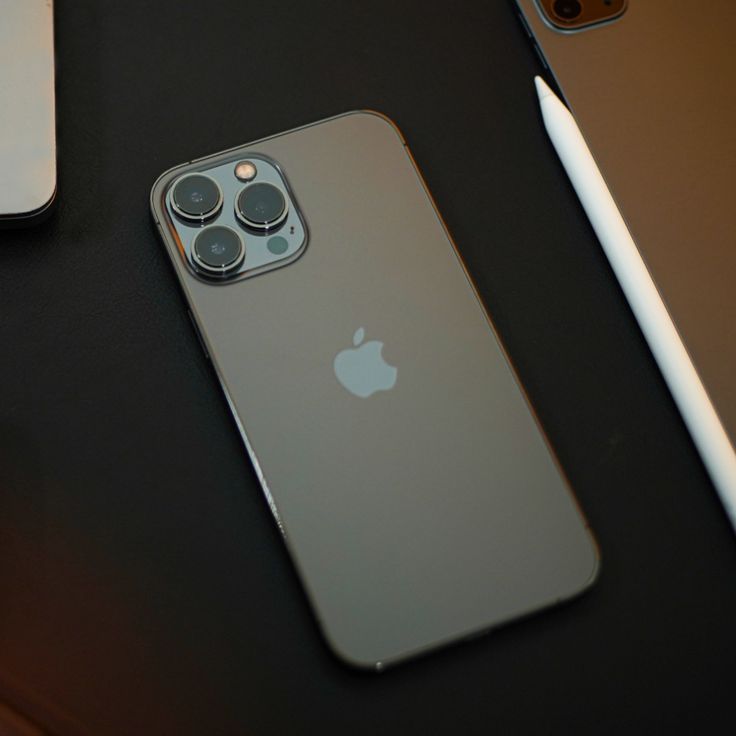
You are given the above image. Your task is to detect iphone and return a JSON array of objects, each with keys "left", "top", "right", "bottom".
[{"left": 150, "top": 111, "right": 599, "bottom": 669}]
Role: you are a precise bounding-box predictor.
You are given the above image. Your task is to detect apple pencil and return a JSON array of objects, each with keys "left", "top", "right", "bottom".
[{"left": 534, "top": 75, "right": 736, "bottom": 530}]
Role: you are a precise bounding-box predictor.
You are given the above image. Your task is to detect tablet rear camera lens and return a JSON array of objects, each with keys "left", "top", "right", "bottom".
[{"left": 552, "top": 0, "right": 582, "bottom": 21}]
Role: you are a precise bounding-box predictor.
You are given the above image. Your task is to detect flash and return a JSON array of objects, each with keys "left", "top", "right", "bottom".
[{"left": 234, "top": 161, "right": 257, "bottom": 182}]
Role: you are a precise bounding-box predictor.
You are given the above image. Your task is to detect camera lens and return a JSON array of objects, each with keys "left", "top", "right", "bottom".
[
  {"left": 191, "top": 226, "right": 244, "bottom": 275},
  {"left": 552, "top": 0, "right": 582, "bottom": 21},
  {"left": 171, "top": 173, "right": 223, "bottom": 222},
  {"left": 236, "top": 182, "right": 288, "bottom": 232}
]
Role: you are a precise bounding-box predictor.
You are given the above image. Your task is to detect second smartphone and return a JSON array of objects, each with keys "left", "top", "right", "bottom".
[{"left": 151, "top": 112, "right": 599, "bottom": 669}]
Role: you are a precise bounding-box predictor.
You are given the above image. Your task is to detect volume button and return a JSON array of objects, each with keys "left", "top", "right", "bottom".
[{"left": 187, "top": 310, "right": 210, "bottom": 360}]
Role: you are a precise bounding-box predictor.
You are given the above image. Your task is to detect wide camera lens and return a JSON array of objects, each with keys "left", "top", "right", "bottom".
[
  {"left": 552, "top": 0, "right": 582, "bottom": 21},
  {"left": 236, "top": 182, "right": 288, "bottom": 231},
  {"left": 171, "top": 174, "right": 222, "bottom": 222},
  {"left": 191, "top": 226, "right": 244, "bottom": 275}
]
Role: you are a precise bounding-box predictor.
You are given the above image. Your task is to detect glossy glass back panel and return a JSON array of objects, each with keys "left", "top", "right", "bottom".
[{"left": 151, "top": 112, "right": 598, "bottom": 668}]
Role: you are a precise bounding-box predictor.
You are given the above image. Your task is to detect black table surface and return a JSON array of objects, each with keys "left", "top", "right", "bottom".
[{"left": 1, "top": 2, "right": 734, "bottom": 734}]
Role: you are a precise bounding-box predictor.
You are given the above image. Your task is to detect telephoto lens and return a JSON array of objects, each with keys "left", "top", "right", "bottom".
[{"left": 191, "top": 226, "right": 244, "bottom": 276}]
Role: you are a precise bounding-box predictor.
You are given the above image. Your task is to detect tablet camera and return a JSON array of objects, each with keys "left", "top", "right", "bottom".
[
  {"left": 552, "top": 0, "right": 582, "bottom": 21},
  {"left": 538, "top": 0, "right": 627, "bottom": 30}
]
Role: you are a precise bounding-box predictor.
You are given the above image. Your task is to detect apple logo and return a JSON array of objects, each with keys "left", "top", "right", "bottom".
[{"left": 333, "top": 327, "right": 398, "bottom": 398}]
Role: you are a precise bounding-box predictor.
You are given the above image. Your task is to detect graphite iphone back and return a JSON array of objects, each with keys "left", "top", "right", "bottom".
[
  {"left": 151, "top": 112, "right": 598, "bottom": 669},
  {"left": 517, "top": 2, "right": 736, "bottom": 490}
]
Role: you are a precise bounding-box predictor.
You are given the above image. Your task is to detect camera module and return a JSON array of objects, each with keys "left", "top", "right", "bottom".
[
  {"left": 236, "top": 182, "right": 288, "bottom": 232},
  {"left": 191, "top": 225, "right": 244, "bottom": 276},
  {"left": 171, "top": 173, "right": 223, "bottom": 222}
]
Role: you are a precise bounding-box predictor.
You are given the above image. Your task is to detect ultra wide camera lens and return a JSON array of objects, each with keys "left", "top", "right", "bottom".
[
  {"left": 191, "top": 226, "right": 244, "bottom": 275},
  {"left": 552, "top": 0, "right": 582, "bottom": 21},
  {"left": 171, "top": 173, "right": 223, "bottom": 222},
  {"left": 236, "top": 182, "right": 288, "bottom": 231}
]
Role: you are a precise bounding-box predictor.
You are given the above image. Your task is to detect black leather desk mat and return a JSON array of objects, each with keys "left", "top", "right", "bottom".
[{"left": 0, "top": 1, "right": 734, "bottom": 733}]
